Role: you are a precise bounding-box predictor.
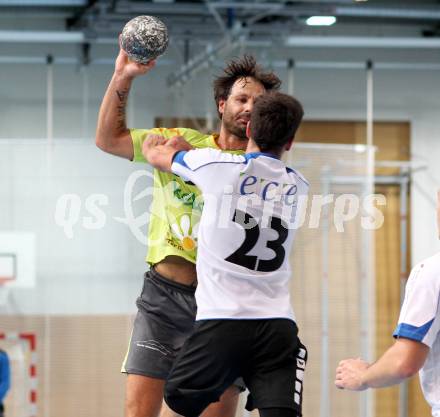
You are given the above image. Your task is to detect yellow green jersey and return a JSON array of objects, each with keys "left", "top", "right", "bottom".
[{"left": 131, "top": 127, "right": 244, "bottom": 265}]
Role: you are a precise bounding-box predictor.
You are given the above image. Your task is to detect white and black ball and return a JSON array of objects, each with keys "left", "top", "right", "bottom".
[{"left": 121, "top": 15, "right": 169, "bottom": 64}]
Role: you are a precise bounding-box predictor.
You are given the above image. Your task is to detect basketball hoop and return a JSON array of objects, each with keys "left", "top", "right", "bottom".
[{"left": 0, "top": 277, "right": 12, "bottom": 305}]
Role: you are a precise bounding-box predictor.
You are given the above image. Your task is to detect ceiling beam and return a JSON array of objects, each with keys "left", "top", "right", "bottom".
[
  {"left": 2, "top": 30, "right": 440, "bottom": 49},
  {"left": 285, "top": 35, "right": 440, "bottom": 48},
  {"left": 336, "top": 5, "right": 440, "bottom": 20},
  {"left": 0, "top": 0, "right": 86, "bottom": 5},
  {"left": 0, "top": 30, "right": 84, "bottom": 42}
]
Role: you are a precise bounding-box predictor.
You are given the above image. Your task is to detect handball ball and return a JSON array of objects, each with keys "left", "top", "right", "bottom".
[{"left": 121, "top": 15, "right": 169, "bottom": 64}]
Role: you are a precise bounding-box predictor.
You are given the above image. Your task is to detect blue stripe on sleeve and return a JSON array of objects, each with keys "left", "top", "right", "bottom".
[
  {"left": 172, "top": 151, "right": 189, "bottom": 168},
  {"left": 393, "top": 319, "right": 435, "bottom": 342}
]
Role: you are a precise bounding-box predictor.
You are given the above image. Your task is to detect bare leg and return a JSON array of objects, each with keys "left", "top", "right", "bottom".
[
  {"left": 159, "top": 401, "right": 178, "bottom": 417},
  {"left": 201, "top": 385, "right": 241, "bottom": 417},
  {"left": 126, "top": 374, "right": 166, "bottom": 417},
  {"left": 160, "top": 385, "right": 241, "bottom": 417}
]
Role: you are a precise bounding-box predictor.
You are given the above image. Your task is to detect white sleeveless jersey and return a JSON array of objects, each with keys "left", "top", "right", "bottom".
[
  {"left": 393, "top": 252, "right": 440, "bottom": 416},
  {"left": 171, "top": 148, "right": 309, "bottom": 322}
]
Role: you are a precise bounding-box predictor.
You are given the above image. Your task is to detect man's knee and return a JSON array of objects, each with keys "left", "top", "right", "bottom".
[
  {"left": 164, "top": 380, "right": 240, "bottom": 417},
  {"left": 200, "top": 385, "right": 240, "bottom": 417},
  {"left": 164, "top": 380, "right": 206, "bottom": 417},
  {"left": 163, "top": 381, "right": 186, "bottom": 416},
  {"left": 125, "top": 374, "right": 165, "bottom": 417}
]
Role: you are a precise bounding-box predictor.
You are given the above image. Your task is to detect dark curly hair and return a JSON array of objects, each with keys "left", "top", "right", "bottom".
[
  {"left": 250, "top": 92, "right": 304, "bottom": 153},
  {"left": 213, "top": 55, "right": 281, "bottom": 117}
]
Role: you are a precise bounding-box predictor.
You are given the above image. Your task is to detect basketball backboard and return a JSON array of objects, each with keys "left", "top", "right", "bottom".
[{"left": 0, "top": 232, "right": 35, "bottom": 288}]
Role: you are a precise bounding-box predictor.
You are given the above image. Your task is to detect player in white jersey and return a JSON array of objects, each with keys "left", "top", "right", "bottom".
[
  {"left": 335, "top": 191, "right": 440, "bottom": 417},
  {"left": 142, "top": 91, "right": 308, "bottom": 417}
]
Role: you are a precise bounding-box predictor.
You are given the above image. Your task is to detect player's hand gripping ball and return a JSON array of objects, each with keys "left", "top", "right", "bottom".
[{"left": 121, "top": 15, "right": 169, "bottom": 64}]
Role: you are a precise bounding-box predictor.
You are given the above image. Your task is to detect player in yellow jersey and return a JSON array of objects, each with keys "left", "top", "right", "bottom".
[{"left": 96, "top": 46, "right": 281, "bottom": 417}]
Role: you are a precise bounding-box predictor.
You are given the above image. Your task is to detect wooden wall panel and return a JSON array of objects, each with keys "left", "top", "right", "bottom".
[
  {"left": 1, "top": 315, "right": 132, "bottom": 417},
  {"left": 298, "top": 120, "right": 431, "bottom": 417}
]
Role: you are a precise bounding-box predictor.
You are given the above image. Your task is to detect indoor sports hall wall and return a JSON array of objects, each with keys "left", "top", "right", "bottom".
[
  {"left": 1, "top": 139, "right": 376, "bottom": 417},
  {"left": 1, "top": 44, "right": 440, "bottom": 417},
  {"left": 1, "top": 47, "right": 439, "bottom": 264}
]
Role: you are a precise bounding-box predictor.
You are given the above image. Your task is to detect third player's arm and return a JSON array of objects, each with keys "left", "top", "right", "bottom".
[
  {"left": 335, "top": 338, "right": 429, "bottom": 390},
  {"left": 95, "top": 48, "right": 155, "bottom": 160},
  {"left": 361, "top": 339, "right": 428, "bottom": 388}
]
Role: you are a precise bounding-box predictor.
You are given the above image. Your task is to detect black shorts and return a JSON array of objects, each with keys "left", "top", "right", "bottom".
[
  {"left": 121, "top": 268, "right": 197, "bottom": 379},
  {"left": 165, "top": 319, "right": 307, "bottom": 417}
]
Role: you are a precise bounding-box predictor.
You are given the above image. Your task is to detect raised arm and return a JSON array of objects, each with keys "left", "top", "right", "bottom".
[{"left": 95, "top": 46, "right": 155, "bottom": 160}]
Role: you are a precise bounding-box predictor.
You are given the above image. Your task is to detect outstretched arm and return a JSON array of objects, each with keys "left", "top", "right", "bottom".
[
  {"left": 142, "top": 135, "right": 194, "bottom": 172},
  {"left": 335, "top": 338, "right": 429, "bottom": 391},
  {"left": 95, "top": 45, "right": 156, "bottom": 160}
]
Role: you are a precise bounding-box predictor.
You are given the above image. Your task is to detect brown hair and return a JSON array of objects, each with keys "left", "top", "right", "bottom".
[
  {"left": 250, "top": 92, "right": 304, "bottom": 153},
  {"left": 213, "top": 55, "right": 281, "bottom": 115}
]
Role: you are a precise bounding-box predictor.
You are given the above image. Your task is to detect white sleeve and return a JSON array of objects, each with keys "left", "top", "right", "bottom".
[
  {"left": 393, "top": 257, "right": 440, "bottom": 347},
  {"left": 171, "top": 149, "right": 245, "bottom": 192}
]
